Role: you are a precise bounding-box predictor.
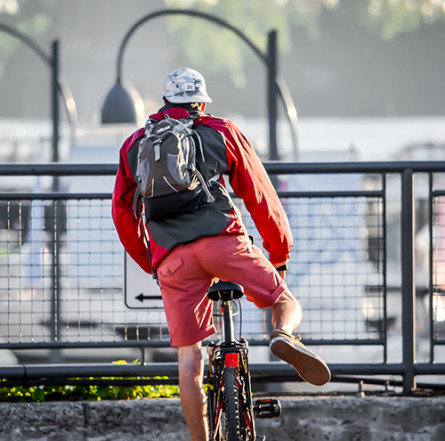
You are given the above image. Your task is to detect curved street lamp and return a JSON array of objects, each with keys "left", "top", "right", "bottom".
[
  {"left": 0, "top": 23, "right": 79, "bottom": 362},
  {"left": 100, "top": 8, "right": 299, "bottom": 159},
  {"left": 0, "top": 23, "right": 78, "bottom": 158}
]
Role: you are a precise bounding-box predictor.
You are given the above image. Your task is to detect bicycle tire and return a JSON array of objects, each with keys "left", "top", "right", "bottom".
[{"left": 223, "top": 366, "right": 242, "bottom": 441}]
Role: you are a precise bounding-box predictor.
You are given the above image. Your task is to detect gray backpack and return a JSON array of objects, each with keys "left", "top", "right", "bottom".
[{"left": 134, "top": 115, "right": 214, "bottom": 221}]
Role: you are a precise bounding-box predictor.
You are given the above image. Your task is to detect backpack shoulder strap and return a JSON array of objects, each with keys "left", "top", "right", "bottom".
[
  {"left": 133, "top": 118, "right": 158, "bottom": 218},
  {"left": 143, "top": 117, "right": 159, "bottom": 136}
]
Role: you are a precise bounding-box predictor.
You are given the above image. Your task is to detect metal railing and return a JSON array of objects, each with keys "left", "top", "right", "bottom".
[{"left": 1, "top": 162, "right": 445, "bottom": 394}]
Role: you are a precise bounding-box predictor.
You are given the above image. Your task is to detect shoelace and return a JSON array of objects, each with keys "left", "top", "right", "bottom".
[{"left": 271, "top": 330, "right": 302, "bottom": 342}]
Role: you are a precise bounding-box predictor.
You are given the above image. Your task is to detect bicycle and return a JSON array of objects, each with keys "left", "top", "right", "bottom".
[{"left": 206, "top": 281, "right": 281, "bottom": 441}]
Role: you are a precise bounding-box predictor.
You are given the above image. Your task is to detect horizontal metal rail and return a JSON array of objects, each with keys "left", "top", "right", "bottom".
[
  {"left": 0, "top": 193, "right": 111, "bottom": 200},
  {"left": 0, "top": 190, "right": 381, "bottom": 200},
  {"left": 1, "top": 160, "right": 445, "bottom": 176},
  {"left": 2, "top": 362, "right": 445, "bottom": 386},
  {"left": 0, "top": 337, "right": 386, "bottom": 351}
]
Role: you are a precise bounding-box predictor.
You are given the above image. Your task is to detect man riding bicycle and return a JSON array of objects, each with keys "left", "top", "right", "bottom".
[{"left": 112, "top": 67, "right": 331, "bottom": 441}]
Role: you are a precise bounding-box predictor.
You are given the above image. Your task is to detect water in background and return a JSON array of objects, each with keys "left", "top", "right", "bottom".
[
  {"left": 1, "top": 116, "right": 445, "bottom": 164},
  {"left": 239, "top": 116, "right": 445, "bottom": 162}
]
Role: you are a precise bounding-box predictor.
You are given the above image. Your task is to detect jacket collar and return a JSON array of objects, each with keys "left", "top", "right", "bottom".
[{"left": 150, "top": 103, "right": 205, "bottom": 121}]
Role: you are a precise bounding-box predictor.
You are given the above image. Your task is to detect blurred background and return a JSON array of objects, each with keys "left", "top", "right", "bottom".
[
  {"left": 1, "top": 1, "right": 445, "bottom": 385},
  {"left": 0, "top": 0, "right": 444, "bottom": 163}
]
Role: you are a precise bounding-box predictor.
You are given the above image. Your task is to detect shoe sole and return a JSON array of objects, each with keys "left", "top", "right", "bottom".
[{"left": 270, "top": 337, "right": 331, "bottom": 386}]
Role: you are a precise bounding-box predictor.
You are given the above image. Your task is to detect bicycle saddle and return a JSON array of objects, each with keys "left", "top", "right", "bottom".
[{"left": 207, "top": 281, "right": 244, "bottom": 301}]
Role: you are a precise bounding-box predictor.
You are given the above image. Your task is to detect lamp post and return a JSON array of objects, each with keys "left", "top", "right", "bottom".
[
  {"left": 0, "top": 24, "right": 78, "bottom": 362},
  {"left": 0, "top": 24, "right": 77, "bottom": 146},
  {"left": 100, "top": 8, "right": 299, "bottom": 160}
]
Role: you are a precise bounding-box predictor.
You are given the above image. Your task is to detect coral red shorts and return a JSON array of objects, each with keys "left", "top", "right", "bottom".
[{"left": 156, "top": 234, "right": 289, "bottom": 347}]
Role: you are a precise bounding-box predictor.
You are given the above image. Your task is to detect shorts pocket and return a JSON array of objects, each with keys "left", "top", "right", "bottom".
[{"left": 158, "top": 257, "right": 184, "bottom": 278}]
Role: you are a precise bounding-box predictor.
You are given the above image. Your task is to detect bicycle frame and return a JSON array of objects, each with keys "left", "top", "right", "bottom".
[
  {"left": 206, "top": 281, "right": 281, "bottom": 441},
  {"left": 206, "top": 294, "right": 256, "bottom": 441}
]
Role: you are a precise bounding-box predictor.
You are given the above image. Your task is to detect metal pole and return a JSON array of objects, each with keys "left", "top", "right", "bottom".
[
  {"left": 50, "top": 40, "right": 62, "bottom": 363},
  {"left": 382, "top": 173, "right": 388, "bottom": 363},
  {"left": 223, "top": 302, "right": 235, "bottom": 343},
  {"left": 267, "top": 30, "right": 279, "bottom": 161},
  {"left": 0, "top": 24, "right": 77, "bottom": 141},
  {"left": 428, "top": 173, "right": 434, "bottom": 363},
  {"left": 51, "top": 40, "right": 60, "bottom": 164},
  {"left": 266, "top": 35, "right": 280, "bottom": 357},
  {"left": 401, "top": 169, "right": 416, "bottom": 393}
]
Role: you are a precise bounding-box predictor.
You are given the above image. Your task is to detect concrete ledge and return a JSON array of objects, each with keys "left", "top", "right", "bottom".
[{"left": 1, "top": 396, "right": 445, "bottom": 440}]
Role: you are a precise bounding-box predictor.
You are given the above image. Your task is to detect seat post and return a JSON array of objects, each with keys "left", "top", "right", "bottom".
[
  {"left": 222, "top": 300, "right": 235, "bottom": 344},
  {"left": 207, "top": 281, "right": 244, "bottom": 344}
]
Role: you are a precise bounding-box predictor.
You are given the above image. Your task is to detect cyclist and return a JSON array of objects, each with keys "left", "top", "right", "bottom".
[{"left": 112, "top": 67, "right": 331, "bottom": 441}]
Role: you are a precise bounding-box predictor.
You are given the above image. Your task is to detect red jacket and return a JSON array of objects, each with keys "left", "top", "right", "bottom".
[{"left": 112, "top": 106, "right": 293, "bottom": 273}]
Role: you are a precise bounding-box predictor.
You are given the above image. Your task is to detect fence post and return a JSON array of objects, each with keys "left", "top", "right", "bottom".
[
  {"left": 50, "top": 40, "right": 62, "bottom": 363},
  {"left": 401, "top": 169, "right": 416, "bottom": 393}
]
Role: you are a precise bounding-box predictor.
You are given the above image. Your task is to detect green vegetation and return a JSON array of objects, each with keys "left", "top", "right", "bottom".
[
  {"left": 0, "top": 380, "right": 179, "bottom": 402},
  {"left": 0, "top": 361, "right": 179, "bottom": 403}
]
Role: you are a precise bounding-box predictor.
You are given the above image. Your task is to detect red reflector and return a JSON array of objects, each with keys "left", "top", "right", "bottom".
[{"left": 225, "top": 353, "right": 239, "bottom": 368}]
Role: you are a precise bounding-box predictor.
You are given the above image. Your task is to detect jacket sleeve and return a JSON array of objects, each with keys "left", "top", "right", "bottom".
[
  {"left": 223, "top": 120, "right": 293, "bottom": 266},
  {"left": 112, "top": 137, "right": 152, "bottom": 273}
]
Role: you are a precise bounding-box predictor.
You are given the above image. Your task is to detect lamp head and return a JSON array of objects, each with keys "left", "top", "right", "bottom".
[{"left": 101, "top": 80, "right": 145, "bottom": 124}]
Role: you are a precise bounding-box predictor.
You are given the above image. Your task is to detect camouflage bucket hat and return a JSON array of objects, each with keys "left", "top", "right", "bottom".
[{"left": 163, "top": 67, "right": 212, "bottom": 104}]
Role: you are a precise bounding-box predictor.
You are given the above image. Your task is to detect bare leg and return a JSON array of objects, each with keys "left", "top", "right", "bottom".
[
  {"left": 177, "top": 343, "right": 208, "bottom": 441},
  {"left": 270, "top": 290, "right": 303, "bottom": 333}
]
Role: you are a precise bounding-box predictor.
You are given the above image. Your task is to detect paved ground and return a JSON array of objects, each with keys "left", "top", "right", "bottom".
[{"left": 1, "top": 395, "right": 445, "bottom": 441}]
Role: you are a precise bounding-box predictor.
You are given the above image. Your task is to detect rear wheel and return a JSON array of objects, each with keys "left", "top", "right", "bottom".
[
  {"left": 209, "top": 351, "right": 254, "bottom": 441},
  {"left": 223, "top": 367, "right": 242, "bottom": 441}
]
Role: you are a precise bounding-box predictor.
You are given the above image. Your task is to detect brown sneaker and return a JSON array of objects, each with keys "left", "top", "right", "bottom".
[{"left": 270, "top": 329, "right": 331, "bottom": 386}]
